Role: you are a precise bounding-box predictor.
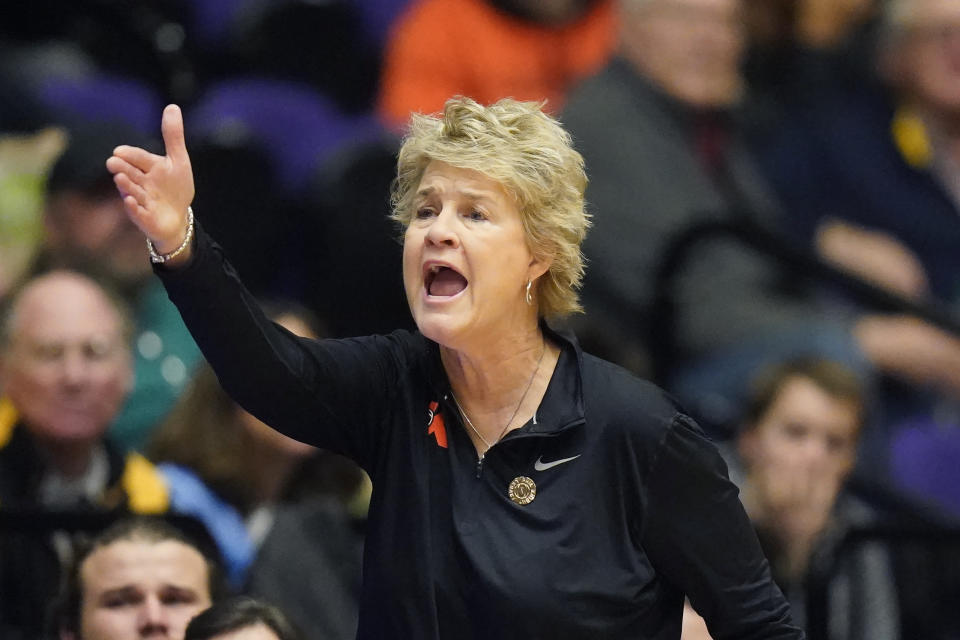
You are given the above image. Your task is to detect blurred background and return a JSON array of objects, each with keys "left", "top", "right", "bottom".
[{"left": 2, "top": 1, "right": 960, "bottom": 638}]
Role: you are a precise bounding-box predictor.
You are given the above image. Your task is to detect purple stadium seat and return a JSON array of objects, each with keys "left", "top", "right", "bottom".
[
  {"left": 186, "top": 0, "right": 267, "bottom": 47},
  {"left": 348, "top": 0, "right": 413, "bottom": 46},
  {"left": 187, "top": 0, "right": 410, "bottom": 49},
  {"left": 187, "top": 77, "right": 383, "bottom": 192},
  {"left": 890, "top": 420, "right": 960, "bottom": 518},
  {"left": 37, "top": 73, "right": 163, "bottom": 135}
]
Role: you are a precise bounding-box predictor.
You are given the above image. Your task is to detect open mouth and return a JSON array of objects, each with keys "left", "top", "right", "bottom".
[{"left": 425, "top": 264, "right": 468, "bottom": 297}]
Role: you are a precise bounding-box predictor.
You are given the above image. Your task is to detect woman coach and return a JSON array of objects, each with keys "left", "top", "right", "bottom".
[{"left": 107, "top": 98, "right": 803, "bottom": 639}]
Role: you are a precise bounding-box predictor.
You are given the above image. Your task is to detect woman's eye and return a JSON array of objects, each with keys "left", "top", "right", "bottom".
[
  {"left": 467, "top": 210, "right": 486, "bottom": 221},
  {"left": 415, "top": 208, "right": 435, "bottom": 219}
]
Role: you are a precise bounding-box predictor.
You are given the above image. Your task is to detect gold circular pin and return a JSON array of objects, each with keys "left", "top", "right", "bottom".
[{"left": 508, "top": 476, "right": 536, "bottom": 505}]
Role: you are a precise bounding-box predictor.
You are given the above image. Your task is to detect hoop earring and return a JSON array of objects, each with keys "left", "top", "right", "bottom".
[{"left": 525, "top": 280, "right": 533, "bottom": 306}]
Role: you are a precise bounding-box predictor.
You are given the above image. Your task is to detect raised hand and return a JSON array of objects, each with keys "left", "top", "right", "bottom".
[{"left": 106, "top": 104, "right": 195, "bottom": 261}]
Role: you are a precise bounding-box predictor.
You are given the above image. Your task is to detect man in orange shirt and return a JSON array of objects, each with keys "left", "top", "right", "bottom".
[{"left": 378, "top": 0, "right": 616, "bottom": 127}]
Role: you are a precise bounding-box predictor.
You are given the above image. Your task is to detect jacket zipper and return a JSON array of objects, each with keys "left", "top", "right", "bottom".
[{"left": 443, "top": 393, "right": 585, "bottom": 479}]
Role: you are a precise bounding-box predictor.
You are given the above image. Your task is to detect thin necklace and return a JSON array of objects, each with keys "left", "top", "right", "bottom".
[{"left": 451, "top": 340, "right": 547, "bottom": 461}]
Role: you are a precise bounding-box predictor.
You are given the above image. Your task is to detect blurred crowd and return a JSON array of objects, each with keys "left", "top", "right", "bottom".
[{"left": 1, "top": 0, "right": 960, "bottom": 638}]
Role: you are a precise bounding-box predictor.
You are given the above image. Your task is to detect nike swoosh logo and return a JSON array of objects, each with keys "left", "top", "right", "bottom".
[{"left": 534, "top": 455, "right": 581, "bottom": 471}]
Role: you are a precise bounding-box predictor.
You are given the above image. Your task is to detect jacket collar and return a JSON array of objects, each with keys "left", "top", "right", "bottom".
[
  {"left": 422, "top": 320, "right": 586, "bottom": 436},
  {"left": 0, "top": 417, "right": 128, "bottom": 510}
]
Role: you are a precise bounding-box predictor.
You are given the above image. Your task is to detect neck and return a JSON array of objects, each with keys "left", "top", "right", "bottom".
[
  {"left": 38, "top": 437, "right": 97, "bottom": 479},
  {"left": 442, "top": 324, "right": 544, "bottom": 406},
  {"left": 441, "top": 323, "right": 556, "bottom": 452}
]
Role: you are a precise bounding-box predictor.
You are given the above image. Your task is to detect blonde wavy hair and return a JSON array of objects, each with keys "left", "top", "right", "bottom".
[{"left": 390, "top": 96, "right": 591, "bottom": 318}]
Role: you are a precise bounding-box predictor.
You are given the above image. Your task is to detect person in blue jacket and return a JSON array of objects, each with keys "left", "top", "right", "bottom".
[{"left": 105, "top": 97, "right": 803, "bottom": 638}]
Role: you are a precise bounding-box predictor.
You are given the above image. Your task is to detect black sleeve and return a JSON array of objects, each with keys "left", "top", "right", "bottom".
[
  {"left": 154, "top": 223, "right": 414, "bottom": 471},
  {"left": 641, "top": 414, "right": 805, "bottom": 640}
]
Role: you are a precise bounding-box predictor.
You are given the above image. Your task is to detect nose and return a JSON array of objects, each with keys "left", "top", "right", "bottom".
[
  {"left": 799, "top": 437, "right": 830, "bottom": 467},
  {"left": 424, "top": 205, "right": 460, "bottom": 248},
  {"left": 59, "top": 350, "right": 90, "bottom": 388},
  {"left": 137, "top": 595, "right": 169, "bottom": 635}
]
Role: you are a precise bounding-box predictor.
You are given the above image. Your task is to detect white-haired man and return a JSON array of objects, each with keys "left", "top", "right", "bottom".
[{"left": 0, "top": 270, "right": 169, "bottom": 640}]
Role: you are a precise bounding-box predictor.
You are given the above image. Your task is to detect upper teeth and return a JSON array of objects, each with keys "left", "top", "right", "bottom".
[{"left": 430, "top": 265, "right": 441, "bottom": 273}]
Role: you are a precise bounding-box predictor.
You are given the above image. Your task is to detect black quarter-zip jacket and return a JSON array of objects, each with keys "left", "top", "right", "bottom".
[{"left": 158, "top": 226, "right": 803, "bottom": 640}]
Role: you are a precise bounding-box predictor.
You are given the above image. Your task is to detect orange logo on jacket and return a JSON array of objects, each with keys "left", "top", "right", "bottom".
[{"left": 427, "top": 401, "right": 447, "bottom": 448}]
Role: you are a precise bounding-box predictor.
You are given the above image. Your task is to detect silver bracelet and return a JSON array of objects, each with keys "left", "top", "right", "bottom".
[{"left": 147, "top": 206, "right": 195, "bottom": 264}]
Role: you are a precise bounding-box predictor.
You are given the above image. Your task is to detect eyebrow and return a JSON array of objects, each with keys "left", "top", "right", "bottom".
[
  {"left": 97, "top": 584, "right": 200, "bottom": 601},
  {"left": 415, "top": 186, "right": 498, "bottom": 204},
  {"left": 161, "top": 585, "right": 201, "bottom": 600},
  {"left": 97, "top": 586, "right": 140, "bottom": 602}
]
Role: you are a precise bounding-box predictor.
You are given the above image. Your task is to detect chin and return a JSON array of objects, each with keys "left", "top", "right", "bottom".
[
  {"left": 412, "top": 310, "right": 470, "bottom": 349},
  {"left": 31, "top": 416, "right": 108, "bottom": 446},
  {"left": 680, "top": 77, "right": 742, "bottom": 109},
  {"left": 415, "top": 317, "right": 455, "bottom": 347}
]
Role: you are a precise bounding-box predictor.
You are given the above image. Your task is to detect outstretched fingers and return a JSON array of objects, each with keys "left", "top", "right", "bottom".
[
  {"left": 119, "top": 189, "right": 160, "bottom": 235},
  {"left": 106, "top": 155, "right": 147, "bottom": 184},
  {"left": 113, "top": 171, "right": 148, "bottom": 208},
  {"left": 121, "top": 194, "right": 148, "bottom": 220},
  {"left": 112, "top": 144, "right": 162, "bottom": 173}
]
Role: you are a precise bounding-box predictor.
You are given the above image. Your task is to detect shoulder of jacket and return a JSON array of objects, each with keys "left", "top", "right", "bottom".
[
  {"left": 121, "top": 452, "right": 170, "bottom": 514},
  {"left": 0, "top": 397, "right": 17, "bottom": 450},
  {"left": 581, "top": 355, "right": 680, "bottom": 430}
]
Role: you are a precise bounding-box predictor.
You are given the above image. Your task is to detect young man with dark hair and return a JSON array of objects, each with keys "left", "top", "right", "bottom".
[
  {"left": 184, "top": 597, "right": 302, "bottom": 640},
  {"left": 53, "top": 516, "right": 227, "bottom": 640}
]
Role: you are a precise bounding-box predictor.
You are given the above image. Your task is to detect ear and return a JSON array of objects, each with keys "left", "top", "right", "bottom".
[{"left": 527, "top": 251, "right": 554, "bottom": 283}]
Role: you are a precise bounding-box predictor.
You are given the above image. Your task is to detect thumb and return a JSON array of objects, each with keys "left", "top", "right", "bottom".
[{"left": 161, "top": 104, "right": 189, "bottom": 163}]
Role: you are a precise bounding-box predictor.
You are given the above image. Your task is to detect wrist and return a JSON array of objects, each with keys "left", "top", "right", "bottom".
[{"left": 147, "top": 206, "right": 195, "bottom": 264}]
